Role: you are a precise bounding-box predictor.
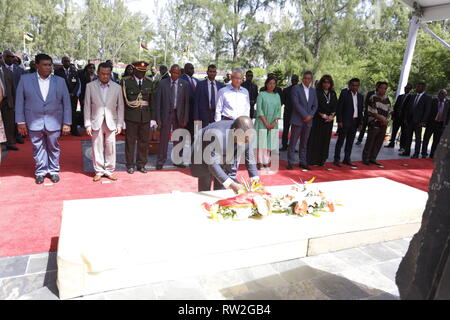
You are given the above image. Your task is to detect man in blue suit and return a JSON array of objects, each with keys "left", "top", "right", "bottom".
[
  {"left": 287, "top": 71, "right": 318, "bottom": 171},
  {"left": 333, "top": 78, "right": 364, "bottom": 168},
  {"left": 190, "top": 116, "right": 259, "bottom": 192},
  {"left": 193, "top": 64, "right": 225, "bottom": 128},
  {"left": 15, "top": 54, "right": 72, "bottom": 184},
  {"left": 181, "top": 63, "right": 199, "bottom": 139}
]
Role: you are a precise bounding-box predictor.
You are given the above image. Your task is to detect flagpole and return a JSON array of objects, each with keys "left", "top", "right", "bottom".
[{"left": 138, "top": 38, "right": 141, "bottom": 61}]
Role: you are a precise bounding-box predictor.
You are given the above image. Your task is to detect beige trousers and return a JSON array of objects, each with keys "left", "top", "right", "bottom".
[{"left": 92, "top": 120, "right": 116, "bottom": 176}]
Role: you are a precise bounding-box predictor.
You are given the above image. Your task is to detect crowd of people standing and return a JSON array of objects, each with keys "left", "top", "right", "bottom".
[{"left": 0, "top": 50, "right": 448, "bottom": 191}]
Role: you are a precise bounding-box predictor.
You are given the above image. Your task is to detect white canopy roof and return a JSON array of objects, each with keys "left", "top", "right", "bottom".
[{"left": 401, "top": 0, "right": 450, "bottom": 21}]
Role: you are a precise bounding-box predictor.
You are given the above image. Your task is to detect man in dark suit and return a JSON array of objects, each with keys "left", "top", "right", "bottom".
[
  {"left": 190, "top": 116, "right": 259, "bottom": 193},
  {"left": 386, "top": 83, "right": 413, "bottom": 150},
  {"left": 334, "top": 78, "right": 364, "bottom": 168},
  {"left": 401, "top": 82, "right": 432, "bottom": 158},
  {"left": 181, "top": 63, "right": 199, "bottom": 139},
  {"left": 2, "top": 50, "right": 25, "bottom": 88},
  {"left": 241, "top": 70, "right": 259, "bottom": 119},
  {"left": 54, "top": 56, "right": 81, "bottom": 136},
  {"left": 0, "top": 62, "right": 17, "bottom": 150},
  {"left": 280, "top": 74, "right": 299, "bottom": 151},
  {"left": 287, "top": 71, "right": 318, "bottom": 171},
  {"left": 193, "top": 64, "right": 225, "bottom": 128},
  {"left": 356, "top": 82, "right": 381, "bottom": 145},
  {"left": 154, "top": 64, "right": 190, "bottom": 170},
  {"left": 421, "top": 89, "right": 449, "bottom": 159}
]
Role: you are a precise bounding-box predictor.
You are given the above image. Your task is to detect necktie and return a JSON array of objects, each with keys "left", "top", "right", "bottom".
[
  {"left": 414, "top": 94, "right": 420, "bottom": 107},
  {"left": 138, "top": 79, "right": 142, "bottom": 90},
  {"left": 190, "top": 77, "right": 196, "bottom": 90},
  {"left": 210, "top": 81, "right": 216, "bottom": 111},
  {"left": 171, "top": 81, "right": 176, "bottom": 109}
]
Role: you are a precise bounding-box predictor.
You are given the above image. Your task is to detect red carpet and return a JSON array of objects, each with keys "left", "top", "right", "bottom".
[{"left": 0, "top": 135, "right": 434, "bottom": 258}]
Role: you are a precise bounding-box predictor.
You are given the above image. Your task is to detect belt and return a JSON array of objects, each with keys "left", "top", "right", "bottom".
[{"left": 221, "top": 116, "right": 233, "bottom": 121}]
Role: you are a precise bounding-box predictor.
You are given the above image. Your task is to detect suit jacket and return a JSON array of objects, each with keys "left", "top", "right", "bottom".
[
  {"left": 3, "top": 64, "right": 25, "bottom": 88},
  {"left": 282, "top": 85, "right": 295, "bottom": 116},
  {"left": 154, "top": 77, "right": 190, "bottom": 124},
  {"left": 290, "top": 84, "right": 318, "bottom": 126},
  {"left": 190, "top": 120, "right": 258, "bottom": 184},
  {"left": 336, "top": 90, "right": 364, "bottom": 127},
  {"left": 15, "top": 73, "right": 72, "bottom": 131},
  {"left": 403, "top": 93, "right": 432, "bottom": 125},
  {"left": 84, "top": 80, "right": 124, "bottom": 131},
  {"left": 54, "top": 67, "right": 80, "bottom": 97},
  {"left": 427, "top": 98, "right": 450, "bottom": 125},
  {"left": 181, "top": 74, "right": 199, "bottom": 122},
  {"left": 193, "top": 79, "right": 225, "bottom": 124},
  {"left": 392, "top": 93, "right": 411, "bottom": 122},
  {"left": 0, "top": 66, "right": 16, "bottom": 109}
]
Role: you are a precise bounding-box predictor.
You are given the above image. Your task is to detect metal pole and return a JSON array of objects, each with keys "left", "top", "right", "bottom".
[{"left": 396, "top": 15, "right": 420, "bottom": 100}]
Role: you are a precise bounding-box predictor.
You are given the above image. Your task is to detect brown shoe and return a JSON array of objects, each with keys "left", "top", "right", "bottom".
[
  {"left": 93, "top": 174, "right": 102, "bottom": 182},
  {"left": 106, "top": 174, "right": 118, "bottom": 181}
]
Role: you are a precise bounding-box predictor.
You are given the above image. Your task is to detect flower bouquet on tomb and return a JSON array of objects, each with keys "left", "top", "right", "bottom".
[{"left": 202, "top": 177, "right": 340, "bottom": 221}]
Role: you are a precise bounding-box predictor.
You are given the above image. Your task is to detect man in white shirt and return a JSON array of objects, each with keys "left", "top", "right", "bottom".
[
  {"left": 15, "top": 54, "right": 72, "bottom": 184},
  {"left": 215, "top": 69, "right": 250, "bottom": 122}
]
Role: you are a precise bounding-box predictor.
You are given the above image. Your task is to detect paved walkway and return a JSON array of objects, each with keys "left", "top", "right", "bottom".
[{"left": 0, "top": 238, "right": 411, "bottom": 300}]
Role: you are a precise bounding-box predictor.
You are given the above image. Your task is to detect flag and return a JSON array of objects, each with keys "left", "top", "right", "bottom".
[
  {"left": 24, "top": 32, "right": 34, "bottom": 41},
  {"left": 140, "top": 43, "right": 149, "bottom": 53}
]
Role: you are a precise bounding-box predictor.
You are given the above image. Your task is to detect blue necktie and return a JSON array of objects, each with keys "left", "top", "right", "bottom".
[{"left": 210, "top": 81, "right": 216, "bottom": 110}]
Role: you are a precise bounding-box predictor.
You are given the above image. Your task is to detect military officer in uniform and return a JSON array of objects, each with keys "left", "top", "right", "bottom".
[{"left": 122, "top": 61, "right": 153, "bottom": 174}]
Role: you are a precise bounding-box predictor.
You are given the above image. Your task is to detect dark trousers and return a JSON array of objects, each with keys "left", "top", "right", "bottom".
[
  {"left": 198, "top": 174, "right": 225, "bottom": 192},
  {"left": 288, "top": 123, "right": 312, "bottom": 165},
  {"left": 389, "top": 120, "right": 407, "bottom": 148},
  {"left": 125, "top": 120, "right": 150, "bottom": 169},
  {"left": 334, "top": 119, "right": 358, "bottom": 162},
  {"left": 421, "top": 120, "right": 444, "bottom": 157},
  {"left": 362, "top": 126, "right": 387, "bottom": 162},
  {"left": 0, "top": 100, "right": 16, "bottom": 146},
  {"left": 70, "top": 95, "right": 79, "bottom": 133},
  {"left": 357, "top": 115, "right": 369, "bottom": 142},
  {"left": 404, "top": 122, "right": 423, "bottom": 156},
  {"left": 158, "top": 111, "right": 182, "bottom": 166},
  {"left": 281, "top": 112, "right": 291, "bottom": 149}
]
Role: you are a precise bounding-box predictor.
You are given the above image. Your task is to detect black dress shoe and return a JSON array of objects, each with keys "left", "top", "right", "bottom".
[
  {"left": 411, "top": 154, "right": 419, "bottom": 159},
  {"left": 355, "top": 141, "right": 362, "bottom": 146},
  {"left": 156, "top": 164, "right": 163, "bottom": 170},
  {"left": 362, "top": 160, "right": 371, "bottom": 166},
  {"left": 287, "top": 163, "right": 294, "bottom": 170},
  {"left": 6, "top": 145, "right": 19, "bottom": 151},
  {"left": 300, "top": 164, "right": 311, "bottom": 171},
  {"left": 421, "top": 154, "right": 428, "bottom": 159},
  {"left": 137, "top": 167, "right": 148, "bottom": 173},
  {"left": 279, "top": 147, "right": 288, "bottom": 151},
  {"left": 35, "top": 176, "right": 45, "bottom": 185},
  {"left": 71, "top": 131, "right": 81, "bottom": 137},
  {"left": 333, "top": 161, "right": 342, "bottom": 167},
  {"left": 370, "top": 160, "right": 382, "bottom": 166},
  {"left": 50, "top": 174, "right": 60, "bottom": 183},
  {"left": 16, "top": 137, "right": 25, "bottom": 144},
  {"left": 127, "top": 168, "right": 135, "bottom": 174},
  {"left": 343, "top": 161, "right": 358, "bottom": 168},
  {"left": 385, "top": 143, "right": 395, "bottom": 148},
  {"left": 174, "top": 164, "right": 187, "bottom": 169}
]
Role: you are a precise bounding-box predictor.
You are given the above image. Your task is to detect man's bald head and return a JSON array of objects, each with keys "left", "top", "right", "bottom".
[
  {"left": 232, "top": 116, "right": 255, "bottom": 146},
  {"left": 232, "top": 116, "right": 254, "bottom": 131}
]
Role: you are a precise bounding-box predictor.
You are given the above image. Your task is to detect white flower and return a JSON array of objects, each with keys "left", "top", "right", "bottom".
[{"left": 234, "top": 207, "right": 253, "bottom": 220}]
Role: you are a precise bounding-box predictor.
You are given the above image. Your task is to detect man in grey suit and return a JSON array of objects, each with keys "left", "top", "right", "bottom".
[
  {"left": 287, "top": 71, "right": 318, "bottom": 171},
  {"left": 84, "top": 62, "right": 124, "bottom": 182},
  {"left": 15, "top": 54, "right": 72, "bottom": 185},
  {"left": 0, "top": 60, "right": 17, "bottom": 150},
  {"left": 190, "top": 116, "right": 259, "bottom": 193},
  {"left": 154, "top": 64, "right": 190, "bottom": 170}
]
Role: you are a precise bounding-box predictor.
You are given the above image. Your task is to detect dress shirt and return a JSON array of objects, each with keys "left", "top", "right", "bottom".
[
  {"left": 208, "top": 80, "right": 218, "bottom": 109},
  {"left": 6, "top": 64, "right": 14, "bottom": 72},
  {"left": 99, "top": 81, "right": 110, "bottom": 103},
  {"left": 64, "top": 67, "right": 70, "bottom": 78},
  {"left": 352, "top": 91, "right": 358, "bottom": 118},
  {"left": 188, "top": 75, "right": 197, "bottom": 89},
  {"left": 302, "top": 83, "right": 310, "bottom": 102},
  {"left": 38, "top": 72, "right": 51, "bottom": 101},
  {"left": 214, "top": 85, "right": 250, "bottom": 122},
  {"left": 0, "top": 78, "right": 4, "bottom": 98},
  {"left": 414, "top": 93, "right": 424, "bottom": 107},
  {"left": 135, "top": 76, "right": 143, "bottom": 88}
]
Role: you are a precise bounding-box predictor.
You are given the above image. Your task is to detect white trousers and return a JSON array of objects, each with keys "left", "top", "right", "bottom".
[{"left": 92, "top": 120, "right": 116, "bottom": 176}]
